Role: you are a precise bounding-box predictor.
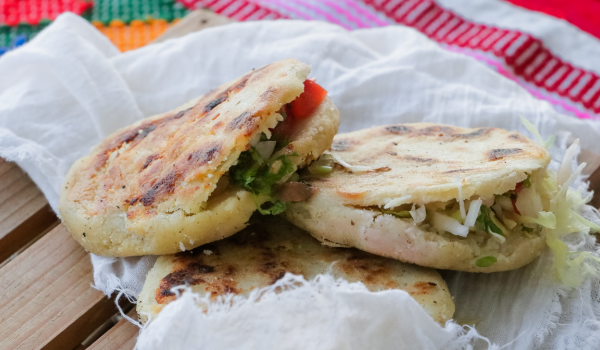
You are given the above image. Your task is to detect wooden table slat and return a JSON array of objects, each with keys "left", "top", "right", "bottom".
[
  {"left": 151, "top": 9, "right": 232, "bottom": 44},
  {"left": 0, "top": 225, "right": 118, "bottom": 350},
  {"left": 0, "top": 159, "right": 59, "bottom": 263},
  {"left": 88, "top": 310, "right": 140, "bottom": 350}
]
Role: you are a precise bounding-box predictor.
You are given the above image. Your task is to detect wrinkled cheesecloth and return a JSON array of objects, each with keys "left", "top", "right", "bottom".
[{"left": 1, "top": 13, "right": 599, "bottom": 350}]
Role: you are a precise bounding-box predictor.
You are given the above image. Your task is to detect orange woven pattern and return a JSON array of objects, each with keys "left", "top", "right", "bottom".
[{"left": 93, "top": 18, "right": 177, "bottom": 51}]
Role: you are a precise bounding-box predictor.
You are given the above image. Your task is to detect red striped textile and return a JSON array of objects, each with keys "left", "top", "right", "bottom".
[
  {"left": 179, "top": 0, "right": 286, "bottom": 20},
  {"left": 176, "top": 0, "right": 600, "bottom": 118},
  {"left": 361, "top": 0, "right": 600, "bottom": 115}
]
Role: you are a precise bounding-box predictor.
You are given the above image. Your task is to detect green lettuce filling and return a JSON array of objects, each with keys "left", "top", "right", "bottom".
[
  {"left": 229, "top": 138, "right": 297, "bottom": 215},
  {"left": 476, "top": 205, "right": 504, "bottom": 236}
]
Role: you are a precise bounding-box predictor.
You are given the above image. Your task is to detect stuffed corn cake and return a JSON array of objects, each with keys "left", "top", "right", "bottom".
[
  {"left": 59, "top": 58, "right": 340, "bottom": 257},
  {"left": 137, "top": 216, "right": 455, "bottom": 324},
  {"left": 284, "top": 123, "right": 552, "bottom": 272}
]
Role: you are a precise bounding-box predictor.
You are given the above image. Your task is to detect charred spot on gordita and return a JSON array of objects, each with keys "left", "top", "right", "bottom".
[
  {"left": 411, "top": 281, "right": 439, "bottom": 295},
  {"left": 488, "top": 148, "right": 522, "bottom": 161},
  {"left": 139, "top": 171, "right": 183, "bottom": 206},
  {"left": 417, "top": 125, "right": 455, "bottom": 136},
  {"left": 204, "top": 74, "right": 253, "bottom": 113},
  {"left": 227, "top": 111, "right": 255, "bottom": 131},
  {"left": 186, "top": 143, "right": 222, "bottom": 167},
  {"left": 403, "top": 155, "right": 438, "bottom": 163},
  {"left": 331, "top": 139, "right": 358, "bottom": 152},
  {"left": 443, "top": 168, "right": 474, "bottom": 174},
  {"left": 173, "top": 107, "right": 192, "bottom": 119},
  {"left": 142, "top": 154, "right": 160, "bottom": 170},
  {"left": 155, "top": 263, "right": 215, "bottom": 303},
  {"left": 204, "top": 93, "right": 228, "bottom": 113},
  {"left": 386, "top": 125, "right": 412, "bottom": 134},
  {"left": 509, "top": 133, "right": 526, "bottom": 141},
  {"left": 453, "top": 128, "right": 492, "bottom": 138}
]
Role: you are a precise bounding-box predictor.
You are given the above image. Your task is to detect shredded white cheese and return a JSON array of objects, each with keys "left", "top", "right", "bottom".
[
  {"left": 203, "top": 250, "right": 213, "bottom": 255},
  {"left": 326, "top": 153, "right": 388, "bottom": 174},
  {"left": 179, "top": 242, "right": 186, "bottom": 251},
  {"left": 454, "top": 176, "right": 466, "bottom": 219},
  {"left": 410, "top": 204, "right": 426, "bottom": 223},
  {"left": 383, "top": 195, "right": 412, "bottom": 209},
  {"left": 464, "top": 199, "right": 482, "bottom": 228},
  {"left": 431, "top": 211, "right": 469, "bottom": 237}
]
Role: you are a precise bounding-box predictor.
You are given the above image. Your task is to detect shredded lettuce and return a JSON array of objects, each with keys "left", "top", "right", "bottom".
[
  {"left": 476, "top": 205, "right": 504, "bottom": 237},
  {"left": 520, "top": 116, "right": 554, "bottom": 149},
  {"left": 520, "top": 120, "right": 600, "bottom": 287},
  {"left": 557, "top": 139, "right": 580, "bottom": 186},
  {"left": 380, "top": 208, "right": 412, "bottom": 218},
  {"left": 517, "top": 211, "right": 556, "bottom": 229},
  {"left": 229, "top": 138, "right": 297, "bottom": 215}
]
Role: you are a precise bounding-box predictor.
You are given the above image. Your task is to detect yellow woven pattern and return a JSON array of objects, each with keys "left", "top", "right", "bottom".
[{"left": 93, "top": 19, "right": 179, "bottom": 52}]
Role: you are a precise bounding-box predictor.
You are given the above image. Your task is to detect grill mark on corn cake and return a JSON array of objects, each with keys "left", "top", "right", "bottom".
[
  {"left": 140, "top": 217, "right": 454, "bottom": 324},
  {"left": 63, "top": 59, "right": 308, "bottom": 222},
  {"left": 385, "top": 124, "right": 493, "bottom": 139},
  {"left": 488, "top": 148, "right": 522, "bottom": 160},
  {"left": 306, "top": 123, "right": 550, "bottom": 206}
]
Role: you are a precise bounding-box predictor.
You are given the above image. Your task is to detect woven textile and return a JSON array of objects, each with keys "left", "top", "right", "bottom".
[{"left": 179, "top": 0, "right": 600, "bottom": 119}]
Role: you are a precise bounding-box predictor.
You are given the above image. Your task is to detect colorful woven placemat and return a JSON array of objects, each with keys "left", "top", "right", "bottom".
[
  {"left": 0, "top": 0, "right": 187, "bottom": 53},
  {"left": 1, "top": 0, "right": 599, "bottom": 119}
]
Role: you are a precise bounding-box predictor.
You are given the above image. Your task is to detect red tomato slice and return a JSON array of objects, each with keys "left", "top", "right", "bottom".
[{"left": 289, "top": 80, "right": 328, "bottom": 119}]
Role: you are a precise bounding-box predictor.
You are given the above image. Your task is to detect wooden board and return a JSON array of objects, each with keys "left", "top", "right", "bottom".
[
  {"left": 0, "top": 158, "right": 59, "bottom": 263},
  {"left": 0, "top": 224, "right": 119, "bottom": 350},
  {"left": 152, "top": 9, "right": 232, "bottom": 44},
  {"left": 88, "top": 310, "right": 140, "bottom": 350}
]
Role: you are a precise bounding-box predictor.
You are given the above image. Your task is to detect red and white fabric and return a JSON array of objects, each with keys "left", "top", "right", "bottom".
[{"left": 180, "top": 0, "right": 600, "bottom": 121}]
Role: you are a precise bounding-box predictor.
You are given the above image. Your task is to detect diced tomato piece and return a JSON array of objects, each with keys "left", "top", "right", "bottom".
[
  {"left": 509, "top": 181, "right": 524, "bottom": 215},
  {"left": 289, "top": 80, "right": 328, "bottom": 119},
  {"left": 514, "top": 181, "right": 524, "bottom": 193},
  {"left": 511, "top": 196, "right": 521, "bottom": 215}
]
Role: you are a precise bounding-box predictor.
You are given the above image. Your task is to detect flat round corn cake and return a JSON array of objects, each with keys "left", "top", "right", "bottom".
[
  {"left": 59, "top": 59, "right": 340, "bottom": 257},
  {"left": 137, "top": 216, "right": 455, "bottom": 324},
  {"left": 284, "top": 123, "right": 552, "bottom": 272}
]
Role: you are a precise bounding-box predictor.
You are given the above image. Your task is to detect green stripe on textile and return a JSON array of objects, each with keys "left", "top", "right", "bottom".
[{"left": 90, "top": 0, "right": 189, "bottom": 25}]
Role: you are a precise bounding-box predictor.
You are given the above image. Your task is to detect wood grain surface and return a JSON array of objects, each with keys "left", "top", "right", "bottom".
[
  {"left": 88, "top": 311, "right": 140, "bottom": 350},
  {"left": 152, "top": 9, "right": 232, "bottom": 44},
  {"left": 0, "top": 225, "right": 118, "bottom": 350},
  {"left": 0, "top": 158, "right": 59, "bottom": 263}
]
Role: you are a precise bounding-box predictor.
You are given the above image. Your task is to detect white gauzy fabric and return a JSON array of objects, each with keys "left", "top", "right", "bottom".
[
  {"left": 1, "top": 13, "right": 600, "bottom": 349},
  {"left": 135, "top": 273, "right": 486, "bottom": 350}
]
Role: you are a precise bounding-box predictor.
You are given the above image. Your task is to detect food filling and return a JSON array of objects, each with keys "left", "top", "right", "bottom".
[
  {"left": 353, "top": 170, "right": 558, "bottom": 268},
  {"left": 228, "top": 79, "right": 327, "bottom": 214},
  {"left": 380, "top": 172, "right": 550, "bottom": 240}
]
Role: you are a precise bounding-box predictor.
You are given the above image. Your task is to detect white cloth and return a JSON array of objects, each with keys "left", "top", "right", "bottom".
[
  {"left": 135, "top": 273, "right": 486, "bottom": 350},
  {"left": 1, "top": 13, "right": 600, "bottom": 349}
]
